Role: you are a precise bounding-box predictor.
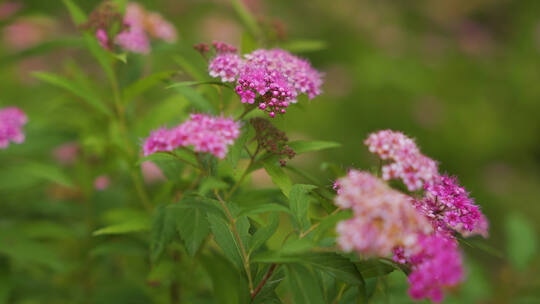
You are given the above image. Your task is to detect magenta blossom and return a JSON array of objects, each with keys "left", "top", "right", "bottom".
[
  {"left": 415, "top": 174, "right": 488, "bottom": 237},
  {"left": 0, "top": 106, "right": 27, "bottom": 149},
  {"left": 208, "top": 47, "right": 323, "bottom": 118},
  {"left": 142, "top": 114, "right": 240, "bottom": 159},
  {"left": 406, "top": 234, "right": 464, "bottom": 303},
  {"left": 364, "top": 130, "right": 438, "bottom": 191},
  {"left": 115, "top": 26, "right": 150, "bottom": 54}
]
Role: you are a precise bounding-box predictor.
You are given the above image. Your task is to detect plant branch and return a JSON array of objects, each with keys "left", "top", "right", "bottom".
[
  {"left": 213, "top": 189, "right": 254, "bottom": 293},
  {"left": 251, "top": 263, "right": 277, "bottom": 300}
]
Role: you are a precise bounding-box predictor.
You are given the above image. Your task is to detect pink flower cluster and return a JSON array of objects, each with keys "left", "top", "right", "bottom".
[
  {"left": 98, "top": 2, "right": 177, "bottom": 54},
  {"left": 415, "top": 175, "right": 488, "bottom": 237},
  {"left": 142, "top": 114, "right": 240, "bottom": 159},
  {"left": 365, "top": 130, "right": 438, "bottom": 191},
  {"left": 208, "top": 47, "right": 323, "bottom": 118},
  {"left": 406, "top": 234, "right": 463, "bottom": 302},
  {"left": 0, "top": 106, "right": 27, "bottom": 148},
  {"left": 335, "top": 170, "right": 432, "bottom": 257}
]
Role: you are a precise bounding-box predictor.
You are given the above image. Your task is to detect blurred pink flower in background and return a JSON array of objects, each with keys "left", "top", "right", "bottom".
[
  {"left": 94, "top": 175, "right": 110, "bottom": 191},
  {"left": 198, "top": 14, "right": 241, "bottom": 47},
  {"left": 96, "top": 28, "right": 110, "bottom": 50},
  {"left": 2, "top": 16, "right": 56, "bottom": 50},
  {"left": 0, "top": 106, "right": 27, "bottom": 149},
  {"left": 115, "top": 26, "right": 150, "bottom": 54},
  {"left": 0, "top": 1, "right": 22, "bottom": 20},
  {"left": 146, "top": 12, "right": 178, "bottom": 43},
  {"left": 141, "top": 161, "right": 165, "bottom": 184},
  {"left": 52, "top": 142, "right": 79, "bottom": 166}
]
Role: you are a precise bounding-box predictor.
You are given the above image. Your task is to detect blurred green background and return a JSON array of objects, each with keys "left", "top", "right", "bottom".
[{"left": 1, "top": 0, "right": 539, "bottom": 303}]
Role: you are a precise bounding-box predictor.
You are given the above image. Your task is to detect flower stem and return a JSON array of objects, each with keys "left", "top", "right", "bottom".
[
  {"left": 251, "top": 263, "right": 277, "bottom": 300},
  {"left": 213, "top": 189, "right": 254, "bottom": 293}
]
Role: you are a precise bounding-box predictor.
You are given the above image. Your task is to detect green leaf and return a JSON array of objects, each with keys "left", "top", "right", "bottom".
[
  {"left": 263, "top": 160, "right": 292, "bottom": 197},
  {"left": 33, "top": 72, "right": 112, "bottom": 116},
  {"left": 237, "top": 203, "right": 291, "bottom": 217},
  {"left": 280, "top": 40, "right": 327, "bottom": 53},
  {"left": 289, "top": 184, "right": 317, "bottom": 231},
  {"left": 241, "top": 31, "right": 257, "bottom": 54},
  {"left": 93, "top": 218, "right": 151, "bottom": 236},
  {"left": 83, "top": 32, "right": 116, "bottom": 85},
  {"left": 174, "top": 203, "right": 210, "bottom": 256},
  {"left": 312, "top": 209, "right": 352, "bottom": 241},
  {"left": 198, "top": 176, "right": 229, "bottom": 196},
  {"left": 173, "top": 86, "right": 214, "bottom": 113},
  {"left": 227, "top": 124, "right": 252, "bottom": 169},
  {"left": 231, "top": 0, "right": 262, "bottom": 38},
  {"left": 249, "top": 213, "right": 279, "bottom": 254},
  {"left": 123, "top": 71, "right": 176, "bottom": 104},
  {"left": 288, "top": 140, "right": 341, "bottom": 155},
  {"left": 256, "top": 252, "right": 363, "bottom": 285},
  {"left": 150, "top": 205, "right": 178, "bottom": 263},
  {"left": 21, "top": 161, "right": 74, "bottom": 188},
  {"left": 62, "top": 0, "right": 87, "bottom": 25},
  {"left": 173, "top": 55, "right": 207, "bottom": 81},
  {"left": 505, "top": 213, "right": 537, "bottom": 270},
  {"left": 201, "top": 251, "right": 250, "bottom": 304},
  {"left": 207, "top": 213, "right": 244, "bottom": 270},
  {"left": 0, "top": 229, "right": 64, "bottom": 271},
  {"left": 0, "top": 38, "right": 84, "bottom": 67},
  {"left": 355, "top": 259, "right": 395, "bottom": 279},
  {"left": 285, "top": 264, "right": 326, "bottom": 304}
]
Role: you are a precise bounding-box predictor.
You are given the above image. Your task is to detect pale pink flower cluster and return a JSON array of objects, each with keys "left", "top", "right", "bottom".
[
  {"left": 53, "top": 142, "right": 79, "bottom": 165},
  {"left": 142, "top": 114, "right": 240, "bottom": 159},
  {"left": 94, "top": 175, "right": 110, "bottom": 191},
  {"left": 208, "top": 47, "right": 323, "bottom": 117},
  {"left": 364, "top": 130, "right": 438, "bottom": 191},
  {"left": 111, "top": 2, "right": 177, "bottom": 54},
  {"left": 335, "top": 170, "right": 432, "bottom": 257},
  {"left": 0, "top": 106, "right": 27, "bottom": 148}
]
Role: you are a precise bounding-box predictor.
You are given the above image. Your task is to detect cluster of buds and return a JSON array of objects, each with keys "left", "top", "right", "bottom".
[{"left": 250, "top": 117, "right": 295, "bottom": 166}]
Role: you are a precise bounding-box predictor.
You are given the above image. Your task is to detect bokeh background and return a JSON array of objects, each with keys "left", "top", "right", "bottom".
[{"left": 1, "top": 0, "right": 539, "bottom": 303}]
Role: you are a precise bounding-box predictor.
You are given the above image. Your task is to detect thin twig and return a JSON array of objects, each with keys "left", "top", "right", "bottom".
[
  {"left": 213, "top": 189, "right": 254, "bottom": 293},
  {"left": 251, "top": 263, "right": 277, "bottom": 300}
]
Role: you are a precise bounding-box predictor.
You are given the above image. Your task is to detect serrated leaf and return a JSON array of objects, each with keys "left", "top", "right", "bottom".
[
  {"left": 254, "top": 252, "right": 363, "bottom": 285},
  {"left": 150, "top": 205, "right": 177, "bottom": 263},
  {"left": 288, "top": 140, "right": 341, "bottom": 155},
  {"left": 93, "top": 218, "right": 150, "bottom": 236},
  {"left": 198, "top": 176, "right": 229, "bottom": 196},
  {"left": 312, "top": 209, "right": 352, "bottom": 241},
  {"left": 285, "top": 264, "right": 325, "bottom": 304},
  {"left": 355, "top": 259, "right": 395, "bottom": 279},
  {"left": 249, "top": 213, "right": 279, "bottom": 254},
  {"left": 123, "top": 71, "right": 176, "bottom": 103},
  {"left": 237, "top": 203, "right": 291, "bottom": 218},
  {"left": 207, "top": 213, "right": 244, "bottom": 270},
  {"left": 289, "top": 184, "right": 317, "bottom": 231},
  {"left": 263, "top": 161, "right": 292, "bottom": 197},
  {"left": 173, "top": 203, "right": 210, "bottom": 256},
  {"left": 201, "top": 251, "right": 250, "bottom": 304},
  {"left": 33, "top": 72, "right": 112, "bottom": 116}
]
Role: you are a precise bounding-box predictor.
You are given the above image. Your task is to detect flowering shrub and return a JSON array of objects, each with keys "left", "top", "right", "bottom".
[{"left": 0, "top": 1, "right": 498, "bottom": 303}]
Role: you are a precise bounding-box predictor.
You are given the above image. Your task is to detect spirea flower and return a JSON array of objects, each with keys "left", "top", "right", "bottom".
[
  {"left": 334, "top": 170, "right": 432, "bottom": 257},
  {"left": 0, "top": 106, "right": 27, "bottom": 149},
  {"left": 406, "top": 234, "right": 464, "bottom": 303},
  {"left": 115, "top": 26, "right": 150, "bottom": 54},
  {"left": 364, "top": 130, "right": 438, "bottom": 191},
  {"left": 142, "top": 114, "right": 240, "bottom": 159},
  {"left": 208, "top": 53, "right": 244, "bottom": 82},
  {"left": 415, "top": 174, "right": 488, "bottom": 237},
  {"left": 86, "top": 2, "right": 177, "bottom": 54},
  {"left": 208, "top": 47, "right": 323, "bottom": 118},
  {"left": 94, "top": 175, "right": 110, "bottom": 191},
  {"left": 53, "top": 142, "right": 79, "bottom": 165}
]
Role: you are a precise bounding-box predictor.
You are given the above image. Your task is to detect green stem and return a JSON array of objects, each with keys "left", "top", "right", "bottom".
[{"left": 214, "top": 189, "right": 254, "bottom": 293}]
